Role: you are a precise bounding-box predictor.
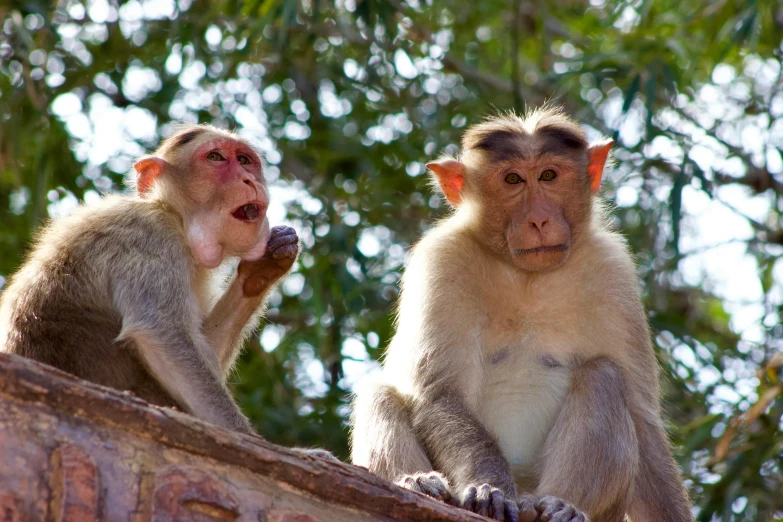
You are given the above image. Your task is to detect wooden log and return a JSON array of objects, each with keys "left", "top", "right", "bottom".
[{"left": 0, "top": 352, "right": 488, "bottom": 521}]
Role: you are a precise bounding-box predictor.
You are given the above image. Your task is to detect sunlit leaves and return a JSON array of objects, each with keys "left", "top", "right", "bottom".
[{"left": 1, "top": 1, "right": 782, "bottom": 518}]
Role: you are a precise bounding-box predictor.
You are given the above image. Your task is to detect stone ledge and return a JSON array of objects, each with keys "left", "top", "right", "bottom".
[{"left": 0, "top": 352, "right": 486, "bottom": 522}]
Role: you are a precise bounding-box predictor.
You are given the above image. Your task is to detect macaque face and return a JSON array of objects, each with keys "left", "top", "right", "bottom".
[
  {"left": 135, "top": 128, "right": 272, "bottom": 269},
  {"left": 181, "top": 135, "right": 271, "bottom": 268},
  {"left": 429, "top": 113, "right": 610, "bottom": 273},
  {"left": 483, "top": 152, "right": 587, "bottom": 272}
]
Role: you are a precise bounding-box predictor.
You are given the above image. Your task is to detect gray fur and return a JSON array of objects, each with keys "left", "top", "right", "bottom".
[{"left": 0, "top": 125, "right": 293, "bottom": 436}]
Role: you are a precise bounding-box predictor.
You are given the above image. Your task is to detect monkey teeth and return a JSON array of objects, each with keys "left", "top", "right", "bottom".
[{"left": 232, "top": 203, "right": 259, "bottom": 221}]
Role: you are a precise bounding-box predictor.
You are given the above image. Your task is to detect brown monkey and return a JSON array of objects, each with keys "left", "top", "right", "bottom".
[
  {"left": 0, "top": 125, "right": 296, "bottom": 435},
  {"left": 351, "top": 107, "right": 692, "bottom": 522}
]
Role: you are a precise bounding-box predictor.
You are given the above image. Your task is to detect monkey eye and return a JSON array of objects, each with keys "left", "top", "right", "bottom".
[
  {"left": 206, "top": 151, "right": 225, "bottom": 161},
  {"left": 237, "top": 154, "right": 253, "bottom": 165},
  {"left": 539, "top": 169, "right": 557, "bottom": 182},
  {"left": 505, "top": 172, "right": 523, "bottom": 184}
]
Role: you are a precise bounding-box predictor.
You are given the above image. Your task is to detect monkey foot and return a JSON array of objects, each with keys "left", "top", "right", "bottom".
[
  {"left": 396, "top": 471, "right": 457, "bottom": 506},
  {"left": 461, "top": 483, "right": 519, "bottom": 522},
  {"left": 294, "top": 448, "right": 340, "bottom": 462},
  {"left": 517, "top": 494, "right": 589, "bottom": 522}
]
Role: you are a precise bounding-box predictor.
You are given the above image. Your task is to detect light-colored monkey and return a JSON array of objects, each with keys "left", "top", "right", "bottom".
[
  {"left": 0, "top": 125, "right": 297, "bottom": 435},
  {"left": 351, "top": 108, "right": 692, "bottom": 522}
]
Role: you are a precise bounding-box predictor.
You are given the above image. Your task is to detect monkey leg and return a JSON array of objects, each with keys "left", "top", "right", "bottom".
[
  {"left": 627, "top": 416, "right": 692, "bottom": 522},
  {"left": 536, "top": 357, "right": 638, "bottom": 522},
  {"left": 398, "top": 472, "right": 458, "bottom": 505},
  {"left": 411, "top": 392, "right": 519, "bottom": 521},
  {"left": 350, "top": 381, "right": 454, "bottom": 501}
]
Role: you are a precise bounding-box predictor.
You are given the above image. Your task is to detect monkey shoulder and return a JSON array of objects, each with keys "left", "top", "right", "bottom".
[
  {"left": 64, "top": 196, "right": 187, "bottom": 261},
  {"left": 0, "top": 196, "right": 183, "bottom": 356},
  {"left": 23, "top": 196, "right": 192, "bottom": 297},
  {"left": 389, "top": 226, "right": 487, "bottom": 380},
  {"left": 403, "top": 225, "right": 485, "bottom": 292},
  {"left": 574, "top": 228, "right": 654, "bottom": 358},
  {"left": 578, "top": 229, "right": 640, "bottom": 298}
]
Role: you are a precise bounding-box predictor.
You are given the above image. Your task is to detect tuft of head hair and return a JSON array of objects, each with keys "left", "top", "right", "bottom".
[
  {"left": 154, "top": 123, "right": 239, "bottom": 162},
  {"left": 462, "top": 105, "right": 588, "bottom": 154}
]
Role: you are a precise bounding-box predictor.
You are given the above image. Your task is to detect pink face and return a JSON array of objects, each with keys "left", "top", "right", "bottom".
[
  {"left": 488, "top": 157, "right": 581, "bottom": 272},
  {"left": 181, "top": 136, "right": 271, "bottom": 268}
]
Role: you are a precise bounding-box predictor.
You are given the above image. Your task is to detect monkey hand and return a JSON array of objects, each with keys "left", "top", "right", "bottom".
[
  {"left": 517, "top": 494, "right": 589, "bottom": 522},
  {"left": 238, "top": 225, "right": 300, "bottom": 297},
  {"left": 461, "top": 483, "right": 520, "bottom": 522},
  {"left": 396, "top": 471, "right": 458, "bottom": 506}
]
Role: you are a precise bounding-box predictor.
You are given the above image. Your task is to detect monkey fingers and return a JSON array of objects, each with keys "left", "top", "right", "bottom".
[
  {"left": 396, "top": 471, "right": 457, "bottom": 506},
  {"left": 265, "top": 226, "right": 299, "bottom": 266},
  {"left": 516, "top": 494, "right": 540, "bottom": 522},
  {"left": 536, "top": 495, "right": 588, "bottom": 522},
  {"left": 266, "top": 225, "right": 298, "bottom": 251},
  {"left": 238, "top": 227, "right": 300, "bottom": 296},
  {"left": 462, "top": 484, "right": 519, "bottom": 522}
]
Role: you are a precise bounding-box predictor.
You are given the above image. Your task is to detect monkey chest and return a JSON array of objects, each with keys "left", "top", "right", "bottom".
[{"left": 474, "top": 347, "right": 573, "bottom": 479}]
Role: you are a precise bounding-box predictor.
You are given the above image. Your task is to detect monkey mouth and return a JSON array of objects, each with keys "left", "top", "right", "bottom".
[
  {"left": 513, "top": 244, "right": 569, "bottom": 256},
  {"left": 232, "top": 203, "right": 261, "bottom": 222}
]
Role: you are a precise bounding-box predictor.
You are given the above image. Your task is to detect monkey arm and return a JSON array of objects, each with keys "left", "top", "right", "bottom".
[
  {"left": 112, "top": 251, "right": 254, "bottom": 434},
  {"left": 385, "top": 237, "right": 518, "bottom": 498},
  {"left": 203, "top": 273, "right": 268, "bottom": 373},
  {"left": 411, "top": 390, "right": 517, "bottom": 500},
  {"left": 203, "top": 225, "right": 299, "bottom": 374},
  {"left": 126, "top": 327, "right": 254, "bottom": 434},
  {"left": 535, "top": 357, "right": 638, "bottom": 521}
]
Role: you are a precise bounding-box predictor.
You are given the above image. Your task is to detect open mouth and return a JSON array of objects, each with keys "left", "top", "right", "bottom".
[
  {"left": 514, "top": 244, "right": 569, "bottom": 256},
  {"left": 232, "top": 203, "right": 261, "bottom": 222}
]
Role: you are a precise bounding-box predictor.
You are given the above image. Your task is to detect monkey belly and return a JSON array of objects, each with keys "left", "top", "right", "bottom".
[{"left": 476, "top": 353, "right": 572, "bottom": 482}]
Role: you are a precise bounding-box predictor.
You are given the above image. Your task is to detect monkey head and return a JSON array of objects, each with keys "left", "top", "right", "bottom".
[
  {"left": 427, "top": 107, "right": 613, "bottom": 272},
  {"left": 133, "top": 125, "right": 271, "bottom": 269}
]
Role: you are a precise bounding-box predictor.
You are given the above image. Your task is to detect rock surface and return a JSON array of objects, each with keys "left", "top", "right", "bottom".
[{"left": 0, "top": 352, "right": 486, "bottom": 522}]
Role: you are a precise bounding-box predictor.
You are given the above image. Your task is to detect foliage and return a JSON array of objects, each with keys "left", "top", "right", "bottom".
[{"left": 1, "top": 1, "right": 782, "bottom": 520}]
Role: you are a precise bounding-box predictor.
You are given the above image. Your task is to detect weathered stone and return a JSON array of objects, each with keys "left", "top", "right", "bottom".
[
  {"left": 50, "top": 444, "right": 99, "bottom": 522},
  {"left": 0, "top": 353, "right": 486, "bottom": 521}
]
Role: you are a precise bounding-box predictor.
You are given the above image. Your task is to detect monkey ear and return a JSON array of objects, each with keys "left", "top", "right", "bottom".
[
  {"left": 133, "top": 156, "right": 167, "bottom": 196},
  {"left": 587, "top": 141, "right": 613, "bottom": 193},
  {"left": 426, "top": 159, "right": 465, "bottom": 206}
]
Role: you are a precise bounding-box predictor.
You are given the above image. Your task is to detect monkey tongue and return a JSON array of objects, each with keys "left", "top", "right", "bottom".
[{"left": 232, "top": 203, "right": 259, "bottom": 222}]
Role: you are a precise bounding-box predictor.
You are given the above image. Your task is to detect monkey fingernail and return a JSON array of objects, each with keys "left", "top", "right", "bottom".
[{"left": 273, "top": 246, "right": 298, "bottom": 260}]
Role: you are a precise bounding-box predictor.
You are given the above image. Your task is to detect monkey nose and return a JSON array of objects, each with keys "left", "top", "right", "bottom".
[
  {"left": 239, "top": 171, "right": 255, "bottom": 185},
  {"left": 529, "top": 218, "right": 548, "bottom": 233},
  {"left": 238, "top": 173, "right": 260, "bottom": 197}
]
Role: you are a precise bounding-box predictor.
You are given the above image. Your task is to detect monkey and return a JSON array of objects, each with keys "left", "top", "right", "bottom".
[
  {"left": 0, "top": 124, "right": 298, "bottom": 436},
  {"left": 351, "top": 107, "right": 693, "bottom": 522}
]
